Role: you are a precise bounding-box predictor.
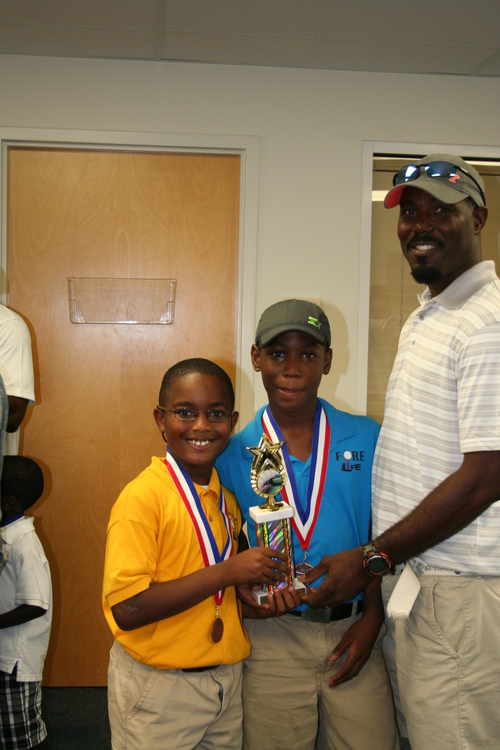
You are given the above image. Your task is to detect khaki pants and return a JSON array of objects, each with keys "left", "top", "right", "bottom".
[
  {"left": 382, "top": 573, "right": 500, "bottom": 750},
  {"left": 243, "top": 614, "right": 398, "bottom": 750},
  {"left": 107, "top": 642, "right": 243, "bottom": 750}
]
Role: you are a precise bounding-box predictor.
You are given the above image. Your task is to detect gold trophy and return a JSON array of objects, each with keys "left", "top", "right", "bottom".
[{"left": 247, "top": 435, "right": 306, "bottom": 605}]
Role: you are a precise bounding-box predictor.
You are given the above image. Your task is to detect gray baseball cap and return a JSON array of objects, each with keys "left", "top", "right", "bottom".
[
  {"left": 255, "top": 299, "right": 331, "bottom": 348},
  {"left": 384, "top": 153, "right": 486, "bottom": 208}
]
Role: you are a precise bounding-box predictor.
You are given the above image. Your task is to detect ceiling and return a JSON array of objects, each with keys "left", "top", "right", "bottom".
[{"left": 1, "top": 0, "right": 500, "bottom": 77}]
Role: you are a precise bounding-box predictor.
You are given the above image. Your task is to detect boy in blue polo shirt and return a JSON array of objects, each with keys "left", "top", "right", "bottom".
[{"left": 216, "top": 299, "right": 398, "bottom": 750}]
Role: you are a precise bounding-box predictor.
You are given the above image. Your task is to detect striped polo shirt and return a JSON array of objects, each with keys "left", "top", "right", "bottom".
[{"left": 372, "top": 261, "right": 500, "bottom": 575}]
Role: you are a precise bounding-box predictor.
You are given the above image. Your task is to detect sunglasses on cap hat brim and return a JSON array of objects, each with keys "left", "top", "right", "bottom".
[{"left": 385, "top": 160, "right": 485, "bottom": 208}]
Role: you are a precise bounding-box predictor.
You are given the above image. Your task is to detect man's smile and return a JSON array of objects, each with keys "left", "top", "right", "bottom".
[{"left": 407, "top": 234, "right": 444, "bottom": 256}]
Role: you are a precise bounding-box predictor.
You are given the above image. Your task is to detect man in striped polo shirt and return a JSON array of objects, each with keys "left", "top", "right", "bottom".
[{"left": 303, "top": 154, "right": 500, "bottom": 750}]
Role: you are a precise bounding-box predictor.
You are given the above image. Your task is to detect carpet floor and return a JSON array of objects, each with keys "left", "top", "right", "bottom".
[
  {"left": 42, "top": 687, "right": 411, "bottom": 749},
  {"left": 42, "top": 687, "right": 111, "bottom": 750}
]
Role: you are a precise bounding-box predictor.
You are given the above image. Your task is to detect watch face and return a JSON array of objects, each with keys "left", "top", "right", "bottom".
[{"left": 368, "top": 555, "right": 388, "bottom": 573}]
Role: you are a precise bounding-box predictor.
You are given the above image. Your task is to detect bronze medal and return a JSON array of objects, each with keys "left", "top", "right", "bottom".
[{"left": 211, "top": 616, "right": 224, "bottom": 643}]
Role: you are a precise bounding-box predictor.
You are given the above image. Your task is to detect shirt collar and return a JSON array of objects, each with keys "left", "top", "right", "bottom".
[
  {"left": 157, "top": 455, "right": 222, "bottom": 501},
  {"left": 200, "top": 467, "right": 221, "bottom": 501},
  {"left": 0, "top": 512, "right": 24, "bottom": 528},
  {"left": 418, "top": 261, "right": 498, "bottom": 311},
  {"left": 1, "top": 515, "right": 34, "bottom": 544},
  {"left": 190, "top": 467, "right": 221, "bottom": 502}
]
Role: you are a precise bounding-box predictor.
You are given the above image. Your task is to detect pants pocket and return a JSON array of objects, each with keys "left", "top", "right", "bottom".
[
  {"left": 126, "top": 659, "right": 160, "bottom": 718},
  {"left": 427, "top": 579, "right": 466, "bottom": 658}
]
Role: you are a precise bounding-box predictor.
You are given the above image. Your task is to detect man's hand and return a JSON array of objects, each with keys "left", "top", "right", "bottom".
[{"left": 301, "top": 547, "right": 370, "bottom": 608}]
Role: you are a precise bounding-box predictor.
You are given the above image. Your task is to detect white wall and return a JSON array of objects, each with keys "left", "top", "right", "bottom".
[{"left": 1, "top": 54, "right": 499, "bottom": 414}]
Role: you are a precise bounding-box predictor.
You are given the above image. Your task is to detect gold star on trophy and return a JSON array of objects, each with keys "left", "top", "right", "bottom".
[{"left": 247, "top": 434, "right": 287, "bottom": 510}]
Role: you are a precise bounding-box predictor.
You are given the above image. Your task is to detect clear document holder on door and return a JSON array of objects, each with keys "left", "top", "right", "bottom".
[{"left": 67, "top": 277, "right": 177, "bottom": 325}]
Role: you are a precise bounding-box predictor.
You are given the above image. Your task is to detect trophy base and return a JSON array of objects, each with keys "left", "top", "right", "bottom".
[
  {"left": 251, "top": 577, "right": 307, "bottom": 606},
  {"left": 249, "top": 504, "right": 294, "bottom": 523}
]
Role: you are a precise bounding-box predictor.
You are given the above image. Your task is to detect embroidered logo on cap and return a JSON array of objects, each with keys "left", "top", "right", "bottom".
[{"left": 308, "top": 316, "right": 321, "bottom": 330}]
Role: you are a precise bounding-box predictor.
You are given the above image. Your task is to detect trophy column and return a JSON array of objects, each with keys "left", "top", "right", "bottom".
[{"left": 247, "top": 434, "right": 306, "bottom": 606}]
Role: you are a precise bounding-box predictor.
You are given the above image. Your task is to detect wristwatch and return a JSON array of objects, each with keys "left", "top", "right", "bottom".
[{"left": 362, "top": 541, "right": 391, "bottom": 577}]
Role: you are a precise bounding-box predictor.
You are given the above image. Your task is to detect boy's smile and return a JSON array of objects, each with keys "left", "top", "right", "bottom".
[
  {"left": 154, "top": 373, "right": 238, "bottom": 485},
  {"left": 251, "top": 331, "right": 332, "bottom": 419}
]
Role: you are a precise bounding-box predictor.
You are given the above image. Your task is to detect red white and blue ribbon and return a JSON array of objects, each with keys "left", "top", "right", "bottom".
[
  {"left": 164, "top": 449, "right": 233, "bottom": 606},
  {"left": 262, "top": 402, "right": 330, "bottom": 551}
]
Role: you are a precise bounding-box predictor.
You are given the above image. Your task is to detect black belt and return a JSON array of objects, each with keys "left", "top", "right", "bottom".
[
  {"left": 288, "top": 600, "right": 363, "bottom": 623},
  {"left": 182, "top": 665, "right": 218, "bottom": 673}
]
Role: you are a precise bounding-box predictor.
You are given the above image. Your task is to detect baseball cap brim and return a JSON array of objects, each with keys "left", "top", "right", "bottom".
[
  {"left": 384, "top": 175, "right": 478, "bottom": 208},
  {"left": 258, "top": 324, "right": 328, "bottom": 348},
  {"left": 385, "top": 154, "right": 485, "bottom": 208}
]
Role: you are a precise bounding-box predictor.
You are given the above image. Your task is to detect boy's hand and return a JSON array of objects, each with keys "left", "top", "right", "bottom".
[
  {"left": 327, "top": 610, "right": 382, "bottom": 688},
  {"left": 263, "top": 586, "right": 304, "bottom": 617},
  {"left": 237, "top": 583, "right": 303, "bottom": 619},
  {"left": 236, "top": 583, "right": 265, "bottom": 611},
  {"left": 231, "top": 547, "right": 288, "bottom": 587}
]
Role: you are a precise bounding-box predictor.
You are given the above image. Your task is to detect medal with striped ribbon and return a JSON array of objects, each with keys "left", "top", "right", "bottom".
[
  {"left": 164, "top": 449, "right": 233, "bottom": 643},
  {"left": 262, "top": 402, "right": 330, "bottom": 574}
]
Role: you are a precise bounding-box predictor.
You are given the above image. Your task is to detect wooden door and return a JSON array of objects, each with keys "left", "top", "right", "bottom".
[{"left": 7, "top": 147, "right": 240, "bottom": 685}]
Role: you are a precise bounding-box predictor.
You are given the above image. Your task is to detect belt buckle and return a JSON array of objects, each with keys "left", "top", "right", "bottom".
[{"left": 301, "top": 607, "right": 332, "bottom": 624}]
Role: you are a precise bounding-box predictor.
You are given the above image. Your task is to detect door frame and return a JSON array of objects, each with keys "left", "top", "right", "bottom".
[{"left": 0, "top": 127, "right": 259, "bottom": 427}]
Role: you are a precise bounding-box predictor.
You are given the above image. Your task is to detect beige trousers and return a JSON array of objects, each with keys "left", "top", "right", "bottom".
[
  {"left": 107, "top": 642, "right": 243, "bottom": 750},
  {"left": 382, "top": 573, "right": 500, "bottom": 750},
  {"left": 242, "top": 613, "right": 398, "bottom": 750}
]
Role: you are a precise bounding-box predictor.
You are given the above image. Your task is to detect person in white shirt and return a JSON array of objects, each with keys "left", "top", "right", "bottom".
[
  {"left": 0, "top": 305, "right": 35, "bottom": 455},
  {"left": 302, "top": 154, "right": 500, "bottom": 750},
  {"left": 0, "top": 456, "right": 51, "bottom": 750}
]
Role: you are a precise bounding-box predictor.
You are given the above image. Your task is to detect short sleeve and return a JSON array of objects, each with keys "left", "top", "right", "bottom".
[
  {"left": 103, "top": 517, "right": 159, "bottom": 608},
  {"left": 14, "top": 547, "right": 51, "bottom": 609},
  {"left": 0, "top": 313, "right": 35, "bottom": 402}
]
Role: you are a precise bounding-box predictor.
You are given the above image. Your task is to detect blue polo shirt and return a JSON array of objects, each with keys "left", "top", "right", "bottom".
[{"left": 216, "top": 398, "right": 380, "bottom": 607}]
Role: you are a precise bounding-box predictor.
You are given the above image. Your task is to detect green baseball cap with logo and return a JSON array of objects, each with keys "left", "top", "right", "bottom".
[{"left": 255, "top": 299, "right": 331, "bottom": 348}]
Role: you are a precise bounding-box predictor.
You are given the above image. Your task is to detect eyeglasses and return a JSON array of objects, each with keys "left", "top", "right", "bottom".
[
  {"left": 156, "top": 406, "right": 234, "bottom": 423},
  {"left": 393, "top": 160, "right": 485, "bottom": 205}
]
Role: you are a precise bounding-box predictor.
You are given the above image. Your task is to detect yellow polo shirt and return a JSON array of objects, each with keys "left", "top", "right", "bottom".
[{"left": 103, "top": 456, "right": 250, "bottom": 669}]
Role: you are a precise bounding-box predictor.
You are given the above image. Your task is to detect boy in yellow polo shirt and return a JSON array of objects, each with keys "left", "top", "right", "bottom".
[{"left": 103, "top": 358, "right": 287, "bottom": 750}]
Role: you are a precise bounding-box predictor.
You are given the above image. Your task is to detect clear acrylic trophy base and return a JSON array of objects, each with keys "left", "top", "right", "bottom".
[{"left": 249, "top": 504, "right": 306, "bottom": 605}]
